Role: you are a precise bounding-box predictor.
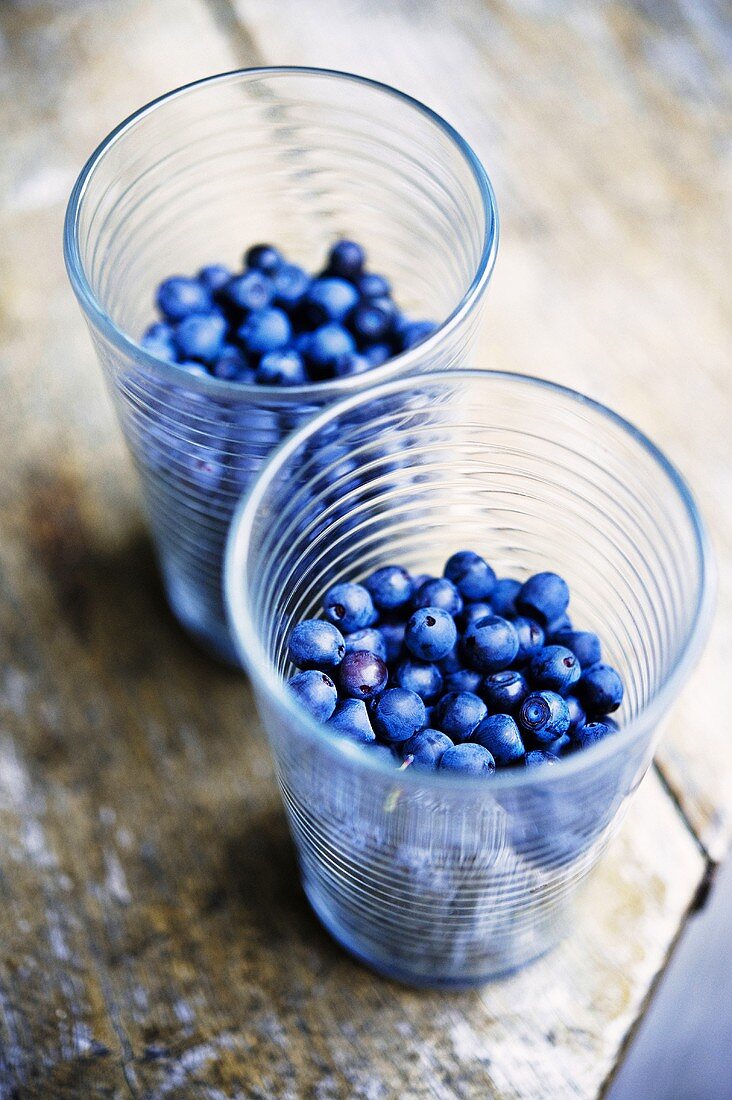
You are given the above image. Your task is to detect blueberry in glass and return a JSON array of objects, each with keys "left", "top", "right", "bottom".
[
  {"left": 288, "top": 619, "right": 346, "bottom": 671},
  {"left": 473, "top": 713, "right": 525, "bottom": 766},
  {"left": 517, "top": 571, "right": 570, "bottom": 627},
  {"left": 372, "top": 688, "right": 427, "bottom": 744},
  {"left": 405, "top": 606, "right": 458, "bottom": 662},
  {"left": 323, "top": 582, "right": 376, "bottom": 633},
  {"left": 343, "top": 627, "right": 388, "bottom": 661},
  {"left": 363, "top": 565, "right": 414, "bottom": 613},
  {"left": 577, "top": 663, "right": 624, "bottom": 716},
  {"left": 444, "top": 550, "right": 496, "bottom": 601},
  {"left": 462, "top": 614, "right": 519, "bottom": 673},
  {"left": 433, "top": 690, "right": 487, "bottom": 743},
  {"left": 402, "top": 729, "right": 453, "bottom": 769},
  {"left": 393, "top": 658, "right": 444, "bottom": 702},
  {"left": 482, "top": 669, "right": 528, "bottom": 713},
  {"left": 326, "top": 698, "right": 376, "bottom": 743},
  {"left": 438, "top": 743, "right": 495, "bottom": 776},
  {"left": 338, "top": 651, "right": 388, "bottom": 701},
  {"left": 528, "top": 644, "right": 581, "bottom": 694},
  {"left": 287, "top": 670, "right": 338, "bottom": 723},
  {"left": 519, "top": 690, "right": 571, "bottom": 742}
]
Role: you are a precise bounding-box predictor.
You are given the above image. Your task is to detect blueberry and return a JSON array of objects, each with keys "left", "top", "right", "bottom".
[
  {"left": 525, "top": 750, "right": 559, "bottom": 768},
  {"left": 256, "top": 349, "right": 306, "bottom": 386},
  {"left": 438, "top": 743, "right": 495, "bottom": 776},
  {"left": 473, "top": 714, "right": 525, "bottom": 766},
  {"left": 141, "top": 322, "right": 176, "bottom": 361},
  {"left": 372, "top": 688, "right": 426, "bottom": 743},
  {"left": 348, "top": 301, "right": 394, "bottom": 344},
  {"left": 357, "top": 272, "right": 391, "bottom": 299},
  {"left": 405, "top": 606, "right": 458, "bottom": 662},
  {"left": 156, "top": 276, "right": 211, "bottom": 321},
  {"left": 490, "top": 578, "right": 522, "bottom": 618},
  {"left": 222, "top": 271, "right": 273, "bottom": 314},
  {"left": 338, "top": 650, "right": 388, "bottom": 700},
  {"left": 238, "top": 307, "right": 291, "bottom": 354},
  {"left": 363, "top": 343, "right": 391, "bottom": 369},
  {"left": 554, "top": 629, "right": 602, "bottom": 669},
  {"left": 482, "top": 669, "right": 528, "bottom": 713},
  {"left": 379, "top": 621, "right": 406, "bottom": 664},
  {"left": 576, "top": 664, "right": 624, "bottom": 716},
  {"left": 413, "top": 577, "right": 463, "bottom": 617},
  {"left": 364, "top": 565, "right": 414, "bottom": 613},
  {"left": 512, "top": 616, "right": 545, "bottom": 665},
  {"left": 433, "top": 691, "right": 487, "bottom": 743},
  {"left": 174, "top": 311, "right": 227, "bottom": 364},
  {"left": 570, "top": 720, "right": 614, "bottom": 751},
  {"left": 198, "top": 264, "right": 231, "bottom": 293},
  {"left": 288, "top": 619, "right": 345, "bottom": 670},
  {"left": 344, "top": 628, "right": 387, "bottom": 662},
  {"left": 517, "top": 572, "right": 570, "bottom": 627},
  {"left": 333, "top": 353, "right": 372, "bottom": 377},
  {"left": 565, "top": 694, "right": 586, "bottom": 733},
  {"left": 399, "top": 320, "right": 437, "bottom": 350},
  {"left": 326, "top": 698, "right": 376, "bottom": 743},
  {"left": 272, "top": 263, "right": 310, "bottom": 310},
  {"left": 305, "top": 323, "right": 356, "bottom": 379},
  {"left": 402, "top": 729, "right": 453, "bottom": 769},
  {"left": 545, "top": 732, "right": 571, "bottom": 757},
  {"left": 287, "top": 670, "right": 337, "bottom": 723},
  {"left": 519, "top": 691, "right": 571, "bottom": 742},
  {"left": 443, "top": 668, "right": 483, "bottom": 695},
  {"left": 460, "top": 603, "right": 494, "bottom": 637},
  {"left": 462, "top": 615, "right": 519, "bottom": 673},
  {"left": 211, "top": 344, "right": 252, "bottom": 381},
  {"left": 529, "top": 645, "right": 581, "bottom": 695},
  {"left": 327, "top": 239, "right": 365, "bottom": 280},
  {"left": 363, "top": 343, "right": 391, "bottom": 367},
  {"left": 323, "top": 582, "right": 376, "bottom": 633},
  {"left": 444, "top": 550, "right": 496, "bottom": 601},
  {"left": 244, "top": 243, "right": 283, "bottom": 275},
  {"left": 303, "top": 278, "right": 359, "bottom": 326},
  {"left": 393, "top": 658, "right": 443, "bottom": 702},
  {"left": 545, "top": 613, "right": 573, "bottom": 641}
]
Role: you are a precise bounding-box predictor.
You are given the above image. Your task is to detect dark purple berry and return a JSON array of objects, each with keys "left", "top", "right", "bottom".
[{"left": 339, "top": 650, "right": 388, "bottom": 700}]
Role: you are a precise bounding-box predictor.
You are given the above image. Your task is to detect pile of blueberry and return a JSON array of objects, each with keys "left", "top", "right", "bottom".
[
  {"left": 142, "top": 240, "right": 436, "bottom": 384},
  {"left": 286, "top": 552, "right": 624, "bottom": 774}
]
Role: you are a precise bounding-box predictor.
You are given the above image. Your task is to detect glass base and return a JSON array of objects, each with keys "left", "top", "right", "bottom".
[
  {"left": 302, "top": 874, "right": 560, "bottom": 989},
  {"left": 164, "top": 564, "right": 241, "bottom": 667}
]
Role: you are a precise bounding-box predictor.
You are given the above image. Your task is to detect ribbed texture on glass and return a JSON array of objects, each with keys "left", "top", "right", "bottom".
[
  {"left": 67, "top": 70, "right": 495, "bottom": 661},
  {"left": 228, "top": 371, "right": 708, "bottom": 986}
]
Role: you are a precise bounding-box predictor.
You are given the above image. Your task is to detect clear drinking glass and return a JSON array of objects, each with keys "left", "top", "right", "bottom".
[
  {"left": 63, "top": 68, "right": 498, "bottom": 663},
  {"left": 225, "top": 369, "right": 713, "bottom": 988}
]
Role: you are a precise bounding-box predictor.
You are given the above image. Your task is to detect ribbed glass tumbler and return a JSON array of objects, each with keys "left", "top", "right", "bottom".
[
  {"left": 225, "top": 370, "right": 712, "bottom": 987},
  {"left": 64, "top": 68, "right": 497, "bottom": 663}
]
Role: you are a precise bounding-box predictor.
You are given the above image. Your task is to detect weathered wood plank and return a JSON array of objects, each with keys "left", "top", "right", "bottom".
[
  {"left": 0, "top": 627, "right": 705, "bottom": 1098},
  {"left": 230, "top": 0, "right": 731, "bottom": 859},
  {"left": 0, "top": 0, "right": 722, "bottom": 1096}
]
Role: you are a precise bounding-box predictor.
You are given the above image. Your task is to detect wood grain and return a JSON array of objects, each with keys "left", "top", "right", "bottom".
[
  {"left": 231, "top": 0, "right": 732, "bottom": 860},
  {"left": 0, "top": 0, "right": 726, "bottom": 1096}
]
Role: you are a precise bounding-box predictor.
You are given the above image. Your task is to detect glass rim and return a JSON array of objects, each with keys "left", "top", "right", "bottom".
[
  {"left": 225, "top": 367, "right": 715, "bottom": 792},
  {"left": 63, "top": 65, "right": 499, "bottom": 403}
]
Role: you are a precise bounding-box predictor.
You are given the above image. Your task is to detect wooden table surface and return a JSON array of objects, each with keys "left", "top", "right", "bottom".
[{"left": 1, "top": 1, "right": 729, "bottom": 1096}]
